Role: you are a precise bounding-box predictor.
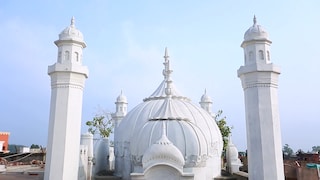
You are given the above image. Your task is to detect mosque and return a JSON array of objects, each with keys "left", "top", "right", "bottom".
[{"left": 44, "top": 16, "right": 284, "bottom": 180}]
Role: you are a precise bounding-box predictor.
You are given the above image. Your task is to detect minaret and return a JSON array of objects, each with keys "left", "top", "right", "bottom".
[
  {"left": 112, "top": 90, "right": 128, "bottom": 129},
  {"left": 238, "top": 16, "right": 284, "bottom": 180},
  {"left": 44, "top": 17, "right": 88, "bottom": 180},
  {"left": 199, "top": 89, "right": 213, "bottom": 115}
]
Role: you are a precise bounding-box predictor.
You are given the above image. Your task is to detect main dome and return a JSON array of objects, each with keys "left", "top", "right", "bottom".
[{"left": 116, "top": 48, "right": 223, "bottom": 169}]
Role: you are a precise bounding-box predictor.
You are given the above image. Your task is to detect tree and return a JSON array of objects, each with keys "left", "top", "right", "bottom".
[
  {"left": 30, "top": 144, "right": 40, "bottom": 149},
  {"left": 86, "top": 114, "right": 114, "bottom": 138},
  {"left": 312, "top": 146, "right": 320, "bottom": 153},
  {"left": 215, "top": 110, "right": 232, "bottom": 151},
  {"left": 283, "top": 144, "right": 293, "bottom": 157}
]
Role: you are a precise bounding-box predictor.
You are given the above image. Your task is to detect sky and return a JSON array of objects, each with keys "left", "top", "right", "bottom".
[{"left": 1, "top": 0, "right": 319, "bottom": 152}]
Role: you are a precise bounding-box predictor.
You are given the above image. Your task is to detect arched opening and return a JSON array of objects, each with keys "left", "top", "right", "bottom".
[
  {"left": 144, "top": 165, "right": 181, "bottom": 180},
  {"left": 74, "top": 52, "right": 79, "bottom": 62},
  {"left": 65, "top": 51, "right": 70, "bottom": 61},
  {"left": 259, "top": 50, "right": 264, "bottom": 60}
]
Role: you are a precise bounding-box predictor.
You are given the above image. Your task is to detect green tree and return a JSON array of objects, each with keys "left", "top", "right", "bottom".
[
  {"left": 215, "top": 110, "right": 232, "bottom": 151},
  {"left": 30, "top": 144, "right": 40, "bottom": 149},
  {"left": 86, "top": 114, "right": 114, "bottom": 138},
  {"left": 283, "top": 144, "right": 293, "bottom": 157},
  {"left": 312, "top": 146, "right": 320, "bottom": 153}
]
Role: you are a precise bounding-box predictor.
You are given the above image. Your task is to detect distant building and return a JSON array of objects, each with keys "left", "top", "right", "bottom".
[
  {"left": 297, "top": 152, "right": 319, "bottom": 162},
  {"left": 19, "top": 146, "right": 30, "bottom": 153},
  {"left": 0, "top": 132, "right": 10, "bottom": 153},
  {"left": 30, "top": 148, "right": 42, "bottom": 153}
]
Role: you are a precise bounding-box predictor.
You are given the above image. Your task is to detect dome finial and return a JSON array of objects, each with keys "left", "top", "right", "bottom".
[
  {"left": 71, "top": 16, "right": 75, "bottom": 27},
  {"left": 164, "top": 47, "right": 169, "bottom": 60},
  {"left": 228, "top": 134, "right": 233, "bottom": 145},
  {"left": 253, "top": 15, "right": 257, "bottom": 25},
  {"left": 163, "top": 47, "right": 173, "bottom": 96}
]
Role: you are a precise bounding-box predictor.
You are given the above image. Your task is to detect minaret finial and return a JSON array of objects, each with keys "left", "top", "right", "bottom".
[
  {"left": 71, "top": 16, "right": 75, "bottom": 27},
  {"left": 204, "top": 88, "right": 207, "bottom": 95},
  {"left": 164, "top": 47, "right": 169, "bottom": 60},
  {"left": 228, "top": 134, "right": 233, "bottom": 145},
  {"left": 163, "top": 47, "right": 173, "bottom": 96},
  {"left": 253, "top": 15, "right": 257, "bottom": 25}
]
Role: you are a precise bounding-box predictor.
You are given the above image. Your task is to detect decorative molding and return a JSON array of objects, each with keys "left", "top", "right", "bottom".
[
  {"left": 243, "top": 82, "right": 278, "bottom": 90},
  {"left": 51, "top": 83, "right": 84, "bottom": 90}
]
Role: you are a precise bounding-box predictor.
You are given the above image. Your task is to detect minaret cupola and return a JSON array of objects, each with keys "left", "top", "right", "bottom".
[
  {"left": 116, "top": 90, "right": 128, "bottom": 116},
  {"left": 54, "top": 17, "right": 86, "bottom": 65},
  {"left": 112, "top": 90, "right": 128, "bottom": 130},
  {"left": 199, "top": 89, "right": 213, "bottom": 114},
  {"left": 241, "top": 16, "right": 272, "bottom": 66}
]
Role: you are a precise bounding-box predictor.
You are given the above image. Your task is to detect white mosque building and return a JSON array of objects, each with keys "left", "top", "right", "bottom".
[{"left": 44, "top": 16, "right": 284, "bottom": 180}]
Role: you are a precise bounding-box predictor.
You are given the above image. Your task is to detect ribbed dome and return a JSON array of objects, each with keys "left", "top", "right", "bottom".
[
  {"left": 142, "top": 125, "right": 185, "bottom": 170},
  {"left": 116, "top": 48, "right": 223, "bottom": 169},
  {"left": 58, "top": 17, "right": 84, "bottom": 42},
  {"left": 244, "top": 16, "right": 268, "bottom": 41},
  {"left": 116, "top": 91, "right": 127, "bottom": 103}
]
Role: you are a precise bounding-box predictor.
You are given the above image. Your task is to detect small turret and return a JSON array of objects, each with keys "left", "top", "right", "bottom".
[
  {"left": 199, "top": 89, "right": 213, "bottom": 115},
  {"left": 112, "top": 91, "right": 128, "bottom": 128},
  {"left": 226, "top": 135, "right": 242, "bottom": 174}
]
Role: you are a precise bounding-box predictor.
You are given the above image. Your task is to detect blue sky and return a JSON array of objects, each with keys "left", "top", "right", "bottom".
[{"left": 1, "top": 1, "right": 319, "bottom": 152}]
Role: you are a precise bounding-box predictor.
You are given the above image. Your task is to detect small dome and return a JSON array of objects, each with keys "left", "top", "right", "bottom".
[
  {"left": 116, "top": 91, "right": 127, "bottom": 103},
  {"left": 200, "top": 89, "right": 212, "bottom": 103},
  {"left": 227, "top": 137, "right": 239, "bottom": 162},
  {"left": 244, "top": 16, "right": 268, "bottom": 41},
  {"left": 142, "top": 130, "right": 185, "bottom": 171},
  {"left": 58, "top": 17, "right": 84, "bottom": 42}
]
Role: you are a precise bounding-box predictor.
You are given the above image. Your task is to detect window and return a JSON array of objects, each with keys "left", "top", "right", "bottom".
[
  {"left": 259, "top": 50, "right": 264, "bottom": 60},
  {"left": 75, "top": 52, "right": 79, "bottom": 62},
  {"left": 65, "top": 51, "right": 70, "bottom": 61}
]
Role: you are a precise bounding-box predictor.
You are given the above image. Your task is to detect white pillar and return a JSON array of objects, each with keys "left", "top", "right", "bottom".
[
  {"left": 45, "top": 17, "right": 88, "bottom": 180},
  {"left": 238, "top": 16, "right": 284, "bottom": 180},
  {"left": 81, "top": 133, "right": 94, "bottom": 180}
]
